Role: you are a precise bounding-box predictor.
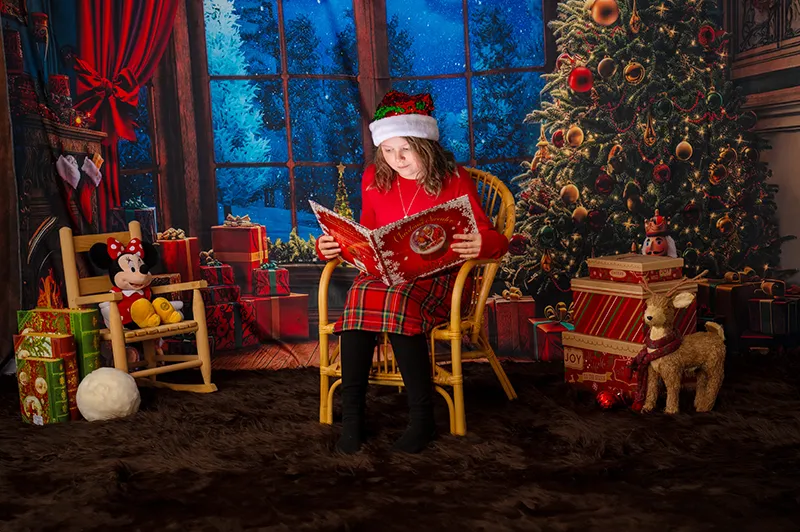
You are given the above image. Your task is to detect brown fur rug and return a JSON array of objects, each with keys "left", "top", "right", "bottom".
[{"left": 2, "top": 352, "right": 800, "bottom": 531}]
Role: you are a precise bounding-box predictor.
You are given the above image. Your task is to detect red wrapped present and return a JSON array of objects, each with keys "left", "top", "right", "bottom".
[
  {"left": 587, "top": 253, "right": 683, "bottom": 284},
  {"left": 13, "top": 332, "right": 80, "bottom": 420},
  {"left": 201, "top": 264, "right": 235, "bottom": 286},
  {"left": 157, "top": 232, "right": 201, "bottom": 282},
  {"left": 212, "top": 218, "right": 268, "bottom": 293},
  {"left": 481, "top": 289, "right": 536, "bottom": 354},
  {"left": 205, "top": 301, "right": 259, "bottom": 351},
  {"left": 529, "top": 302, "right": 576, "bottom": 361},
  {"left": 16, "top": 356, "right": 71, "bottom": 425},
  {"left": 201, "top": 284, "right": 241, "bottom": 305},
  {"left": 252, "top": 262, "right": 290, "bottom": 296},
  {"left": 241, "top": 293, "right": 309, "bottom": 341},
  {"left": 571, "top": 277, "right": 697, "bottom": 344},
  {"left": 150, "top": 273, "right": 182, "bottom": 302}
]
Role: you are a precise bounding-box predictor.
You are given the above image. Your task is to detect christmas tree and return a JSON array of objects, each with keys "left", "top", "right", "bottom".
[
  {"left": 504, "top": 0, "right": 795, "bottom": 302},
  {"left": 333, "top": 163, "right": 354, "bottom": 220}
]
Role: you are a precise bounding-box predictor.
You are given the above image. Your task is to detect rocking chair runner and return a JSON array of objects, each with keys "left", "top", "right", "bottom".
[
  {"left": 318, "top": 167, "right": 517, "bottom": 436},
  {"left": 59, "top": 220, "right": 217, "bottom": 393}
]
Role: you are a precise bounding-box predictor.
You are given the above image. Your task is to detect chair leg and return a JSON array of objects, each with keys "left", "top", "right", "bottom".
[
  {"left": 480, "top": 335, "right": 518, "bottom": 400},
  {"left": 193, "top": 289, "right": 214, "bottom": 387},
  {"left": 449, "top": 335, "right": 467, "bottom": 436},
  {"left": 319, "top": 330, "right": 331, "bottom": 424},
  {"left": 143, "top": 340, "right": 157, "bottom": 382},
  {"left": 108, "top": 303, "right": 129, "bottom": 373}
]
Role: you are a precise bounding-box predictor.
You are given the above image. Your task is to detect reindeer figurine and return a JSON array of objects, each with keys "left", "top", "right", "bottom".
[{"left": 629, "top": 271, "right": 727, "bottom": 414}]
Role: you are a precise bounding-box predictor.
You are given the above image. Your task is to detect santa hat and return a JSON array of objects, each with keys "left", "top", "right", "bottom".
[{"left": 368, "top": 90, "right": 439, "bottom": 146}]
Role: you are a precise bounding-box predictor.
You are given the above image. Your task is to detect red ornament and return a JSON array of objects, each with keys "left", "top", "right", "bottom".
[
  {"left": 594, "top": 172, "right": 614, "bottom": 194},
  {"left": 652, "top": 163, "right": 671, "bottom": 184},
  {"left": 698, "top": 25, "right": 716, "bottom": 48},
  {"left": 596, "top": 390, "right": 618, "bottom": 409},
  {"left": 588, "top": 209, "right": 606, "bottom": 232},
  {"left": 509, "top": 234, "right": 529, "bottom": 256},
  {"left": 683, "top": 202, "right": 701, "bottom": 224},
  {"left": 568, "top": 66, "right": 594, "bottom": 93},
  {"left": 551, "top": 129, "right": 565, "bottom": 148}
]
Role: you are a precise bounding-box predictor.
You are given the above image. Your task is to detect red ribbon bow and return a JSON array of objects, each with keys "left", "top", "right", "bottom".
[
  {"left": 107, "top": 237, "right": 143, "bottom": 260},
  {"left": 73, "top": 57, "right": 140, "bottom": 141}
]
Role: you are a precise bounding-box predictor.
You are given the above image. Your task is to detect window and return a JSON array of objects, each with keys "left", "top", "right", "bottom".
[
  {"left": 201, "top": 0, "right": 549, "bottom": 241},
  {"left": 117, "top": 83, "right": 162, "bottom": 215}
]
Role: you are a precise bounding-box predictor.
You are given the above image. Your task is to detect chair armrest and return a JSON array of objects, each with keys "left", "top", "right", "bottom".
[
  {"left": 151, "top": 280, "right": 208, "bottom": 295},
  {"left": 449, "top": 258, "right": 499, "bottom": 332},
  {"left": 318, "top": 257, "right": 343, "bottom": 326},
  {"left": 75, "top": 292, "right": 124, "bottom": 305}
]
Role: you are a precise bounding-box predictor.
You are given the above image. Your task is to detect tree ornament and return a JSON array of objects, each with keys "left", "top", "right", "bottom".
[
  {"left": 556, "top": 52, "right": 574, "bottom": 70},
  {"left": 738, "top": 110, "right": 758, "bottom": 129},
  {"left": 597, "top": 389, "right": 622, "bottom": 409},
  {"left": 643, "top": 112, "right": 657, "bottom": 146},
  {"left": 623, "top": 181, "right": 641, "bottom": 199},
  {"left": 623, "top": 61, "right": 645, "bottom": 84},
  {"left": 716, "top": 214, "right": 734, "bottom": 236},
  {"left": 572, "top": 206, "right": 589, "bottom": 223},
  {"left": 642, "top": 210, "right": 677, "bottom": 257},
  {"left": 706, "top": 90, "right": 723, "bottom": 111},
  {"left": 588, "top": 210, "right": 606, "bottom": 232},
  {"left": 626, "top": 195, "right": 642, "bottom": 213},
  {"left": 569, "top": 66, "right": 594, "bottom": 92},
  {"left": 683, "top": 201, "right": 701, "bottom": 224},
  {"left": 566, "top": 125, "right": 585, "bottom": 147},
  {"left": 597, "top": 56, "right": 617, "bottom": 79},
  {"left": 587, "top": 0, "right": 619, "bottom": 26},
  {"left": 682, "top": 246, "right": 698, "bottom": 263},
  {"left": 629, "top": 0, "right": 642, "bottom": 33},
  {"left": 595, "top": 171, "right": 614, "bottom": 194},
  {"left": 742, "top": 146, "right": 760, "bottom": 162},
  {"left": 607, "top": 144, "right": 627, "bottom": 173},
  {"left": 541, "top": 250, "right": 553, "bottom": 272},
  {"left": 709, "top": 163, "right": 728, "bottom": 185},
  {"left": 675, "top": 140, "right": 693, "bottom": 161},
  {"left": 551, "top": 129, "right": 565, "bottom": 148},
  {"left": 653, "top": 163, "right": 671, "bottom": 184},
  {"left": 560, "top": 183, "right": 580, "bottom": 204},
  {"left": 509, "top": 234, "right": 529, "bottom": 256},
  {"left": 530, "top": 124, "right": 552, "bottom": 172},
  {"left": 719, "top": 146, "right": 737, "bottom": 165},
  {"left": 538, "top": 225, "right": 556, "bottom": 246},
  {"left": 653, "top": 98, "right": 673, "bottom": 119},
  {"left": 698, "top": 25, "right": 717, "bottom": 49}
]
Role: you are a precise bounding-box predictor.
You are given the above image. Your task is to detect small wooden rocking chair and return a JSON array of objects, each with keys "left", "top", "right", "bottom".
[{"left": 59, "top": 220, "right": 217, "bottom": 392}]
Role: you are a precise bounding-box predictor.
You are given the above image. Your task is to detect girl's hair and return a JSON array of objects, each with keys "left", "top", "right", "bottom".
[{"left": 373, "top": 137, "right": 457, "bottom": 195}]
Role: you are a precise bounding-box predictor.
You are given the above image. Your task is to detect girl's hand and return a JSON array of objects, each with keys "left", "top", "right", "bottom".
[
  {"left": 317, "top": 235, "right": 342, "bottom": 260},
  {"left": 451, "top": 233, "right": 482, "bottom": 259}
]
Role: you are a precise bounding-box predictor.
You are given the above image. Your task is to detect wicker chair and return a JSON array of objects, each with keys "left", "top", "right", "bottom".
[{"left": 318, "top": 168, "right": 517, "bottom": 435}]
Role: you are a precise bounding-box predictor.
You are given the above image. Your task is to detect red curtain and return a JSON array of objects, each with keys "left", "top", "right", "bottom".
[{"left": 74, "top": 0, "right": 179, "bottom": 230}]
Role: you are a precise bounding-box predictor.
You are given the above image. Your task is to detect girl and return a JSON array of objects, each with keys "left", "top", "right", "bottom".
[{"left": 317, "top": 90, "right": 509, "bottom": 454}]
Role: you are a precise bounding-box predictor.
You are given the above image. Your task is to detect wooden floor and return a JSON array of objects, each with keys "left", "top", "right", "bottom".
[{"left": 210, "top": 339, "right": 338, "bottom": 371}]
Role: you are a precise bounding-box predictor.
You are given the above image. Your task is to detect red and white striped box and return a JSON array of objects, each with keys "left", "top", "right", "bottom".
[
  {"left": 587, "top": 254, "right": 683, "bottom": 284},
  {"left": 570, "top": 277, "right": 697, "bottom": 344}
]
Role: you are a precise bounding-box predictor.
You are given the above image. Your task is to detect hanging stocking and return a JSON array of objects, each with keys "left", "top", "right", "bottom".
[
  {"left": 82, "top": 156, "right": 102, "bottom": 187},
  {"left": 56, "top": 155, "right": 80, "bottom": 189}
]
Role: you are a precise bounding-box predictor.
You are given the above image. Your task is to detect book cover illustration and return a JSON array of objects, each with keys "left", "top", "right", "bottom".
[{"left": 310, "top": 195, "right": 479, "bottom": 286}]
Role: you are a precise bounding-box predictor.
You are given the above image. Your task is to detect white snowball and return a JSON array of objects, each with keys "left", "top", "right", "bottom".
[{"left": 76, "top": 367, "right": 141, "bottom": 422}]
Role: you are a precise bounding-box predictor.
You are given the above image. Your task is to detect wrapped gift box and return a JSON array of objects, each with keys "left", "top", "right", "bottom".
[
  {"left": 14, "top": 333, "right": 80, "bottom": 420},
  {"left": 201, "top": 285, "right": 241, "bottom": 306},
  {"left": 211, "top": 223, "right": 268, "bottom": 256},
  {"left": 201, "top": 264, "right": 235, "bottom": 286},
  {"left": 748, "top": 297, "right": 799, "bottom": 336},
  {"left": 17, "top": 308, "right": 102, "bottom": 380},
  {"left": 241, "top": 293, "right": 309, "bottom": 341},
  {"left": 587, "top": 254, "right": 683, "bottom": 284},
  {"left": 110, "top": 206, "right": 158, "bottom": 243},
  {"left": 481, "top": 294, "right": 536, "bottom": 354},
  {"left": 697, "top": 277, "right": 759, "bottom": 350},
  {"left": 571, "top": 277, "right": 697, "bottom": 344},
  {"left": 252, "top": 264, "right": 290, "bottom": 296},
  {"left": 220, "top": 258, "right": 263, "bottom": 294},
  {"left": 157, "top": 237, "right": 201, "bottom": 282},
  {"left": 530, "top": 318, "right": 575, "bottom": 362},
  {"left": 150, "top": 273, "right": 182, "bottom": 302},
  {"left": 205, "top": 301, "right": 259, "bottom": 351},
  {"left": 16, "top": 356, "right": 71, "bottom": 425}
]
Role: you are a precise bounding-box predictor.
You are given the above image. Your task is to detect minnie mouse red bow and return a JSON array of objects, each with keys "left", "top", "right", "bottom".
[{"left": 107, "top": 237, "right": 143, "bottom": 260}]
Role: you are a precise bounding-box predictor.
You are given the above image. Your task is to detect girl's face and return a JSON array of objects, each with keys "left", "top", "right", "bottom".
[{"left": 380, "top": 137, "right": 422, "bottom": 180}]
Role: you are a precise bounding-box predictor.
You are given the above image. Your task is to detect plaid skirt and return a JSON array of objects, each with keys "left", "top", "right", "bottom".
[{"left": 334, "top": 268, "right": 471, "bottom": 336}]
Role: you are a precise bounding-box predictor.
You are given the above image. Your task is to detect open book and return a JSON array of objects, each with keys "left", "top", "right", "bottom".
[{"left": 310, "top": 195, "right": 479, "bottom": 286}]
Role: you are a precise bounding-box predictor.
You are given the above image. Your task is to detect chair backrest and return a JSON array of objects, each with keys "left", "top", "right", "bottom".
[
  {"left": 59, "top": 221, "right": 144, "bottom": 308},
  {"left": 462, "top": 167, "right": 515, "bottom": 326}
]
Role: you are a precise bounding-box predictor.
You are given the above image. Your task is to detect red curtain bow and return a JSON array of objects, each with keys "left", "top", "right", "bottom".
[{"left": 74, "top": 59, "right": 140, "bottom": 141}]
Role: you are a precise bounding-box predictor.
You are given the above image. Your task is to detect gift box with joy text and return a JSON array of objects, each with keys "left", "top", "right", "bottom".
[{"left": 241, "top": 293, "right": 309, "bottom": 341}]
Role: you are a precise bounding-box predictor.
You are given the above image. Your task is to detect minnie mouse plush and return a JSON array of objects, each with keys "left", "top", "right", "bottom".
[{"left": 89, "top": 237, "right": 183, "bottom": 328}]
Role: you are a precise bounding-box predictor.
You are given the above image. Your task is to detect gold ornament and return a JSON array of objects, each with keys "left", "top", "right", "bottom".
[
  {"left": 643, "top": 112, "right": 657, "bottom": 147},
  {"left": 541, "top": 251, "right": 553, "bottom": 272},
  {"left": 716, "top": 214, "right": 734, "bottom": 235},
  {"left": 588, "top": 0, "right": 619, "bottom": 26},
  {"left": 572, "top": 206, "right": 589, "bottom": 223},
  {"left": 719, "top": 146, "right": 737, "bottom": 165},
  {"left": 742, "top": 146, "right": 760, "bottom": 162},
  {"left": 626, "top": 195, "right": 642, "bottom": 212},
  {"left": 597, "top": 57, "right": 617, "bottom": 79},
  {"left": 629, "top": 0, "right": 642, "bottom": 33},
  {"left": 560, "top": 183, "right": 580, "bottom": 204},
  {"left": 607, "top": 144, "right": 626, "bottom": 174},
  {"left": 675, "top": 140, "right": 693, "bottom": 161},
  {"left": 709, "top": 163, "right": 728, "bottom": 185},
  {"left": 566, "top": 125, "right": 585, "bottom": 147},
  {"left": 624, "top": 61, "right": 645, "bottom": 84}
]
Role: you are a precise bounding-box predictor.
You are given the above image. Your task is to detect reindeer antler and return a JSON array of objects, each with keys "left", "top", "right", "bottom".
[
  {"left": 638, "top": 274, "right": 655, "bottom": 296},
  {"left": 665, "top": 269, "right": 709, "bottom": 298}
]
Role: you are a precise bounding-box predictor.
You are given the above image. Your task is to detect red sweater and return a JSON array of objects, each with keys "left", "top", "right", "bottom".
[{"left": 317, "top": 165, "right": 509, "bottom": 261}]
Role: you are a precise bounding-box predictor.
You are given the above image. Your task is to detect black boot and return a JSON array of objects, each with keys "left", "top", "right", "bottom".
[
  {"left": 336, "top": 330, "right": 377, "bottom": 454},
  {"left": 389, "top": 333, "right": 437, "bottom": 454}
]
